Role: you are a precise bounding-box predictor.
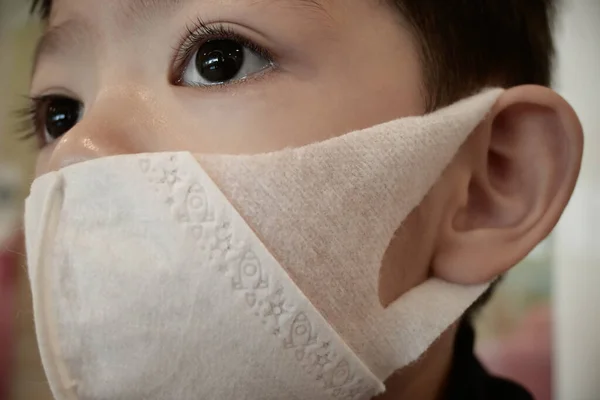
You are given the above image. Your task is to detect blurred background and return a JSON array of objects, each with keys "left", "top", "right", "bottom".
[{"left": 0, "top": 0, "right": 598, "bottom": 399}]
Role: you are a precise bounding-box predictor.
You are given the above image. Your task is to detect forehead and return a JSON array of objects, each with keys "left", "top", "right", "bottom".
[{"left": 46, "top": 0, "right": 329, "bottom": 23}]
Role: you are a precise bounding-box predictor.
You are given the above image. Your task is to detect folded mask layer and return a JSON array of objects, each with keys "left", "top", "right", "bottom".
[
  {"left": 198, "top": 89, "right": 502, "bottom": 378},
  {"left": 26, "top": 155, "right": 384, "bottom": 400}
]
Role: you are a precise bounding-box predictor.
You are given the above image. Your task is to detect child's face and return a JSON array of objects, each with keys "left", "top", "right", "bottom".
[
  {"left": 29, "top": 0, "right": 583, "bottom": 316},
  {"left": 26, "top": 2, "right": 585, "bottom": 396},
  {"left": 32, "top": 0, "right": 432, "bottom": 303}
]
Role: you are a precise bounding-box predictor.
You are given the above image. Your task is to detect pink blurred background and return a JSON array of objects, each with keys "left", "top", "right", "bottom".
[{"left": 0, "top": 233, "right": 19, "bottom": 400}]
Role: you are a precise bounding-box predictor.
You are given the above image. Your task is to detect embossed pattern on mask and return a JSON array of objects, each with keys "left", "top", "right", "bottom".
[{"left": 138, "top": 153, "right": 381, "bottom": 400}]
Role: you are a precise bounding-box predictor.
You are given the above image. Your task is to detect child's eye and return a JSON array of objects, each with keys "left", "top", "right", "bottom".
[
  {"left": 180, "top": 38, "right": 273, "bottom": 87},
  {"left": 42, "top": 96, "right": 83, "bottom": 143},
  {"left": 23, "top": 95, "right": 84, "bottom": 146}
]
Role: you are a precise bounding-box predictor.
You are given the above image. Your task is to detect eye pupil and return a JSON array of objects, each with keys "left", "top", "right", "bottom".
[
  {"left": 196, "top": 39, "right": 244, "bottom": 83},
  {"left": 45, "top": 97, "right": 81, "bottom": 140}
]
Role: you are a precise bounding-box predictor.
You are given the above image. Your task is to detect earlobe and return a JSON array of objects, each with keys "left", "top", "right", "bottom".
[{"left": 432, "top": 85, "right": 584, "bottom": 285}]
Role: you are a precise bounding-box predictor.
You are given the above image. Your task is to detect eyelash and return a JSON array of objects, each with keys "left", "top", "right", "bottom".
[
  {"left": 15, "top": 96, "right": 48, "bottom": 148},
  {"left": 171, "top": 19, "right": 276, "bottom": 85}
]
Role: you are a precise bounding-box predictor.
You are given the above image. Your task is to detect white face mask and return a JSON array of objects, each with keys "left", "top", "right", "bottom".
[{"left": 25, "top": 89, "right": 501, "bottom": 400}]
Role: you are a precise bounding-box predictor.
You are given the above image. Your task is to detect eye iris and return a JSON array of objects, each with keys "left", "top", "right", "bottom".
[
  {"left": 196, "top": 39, "right": 244, "bottom": 83},
  {"left": 45, "top": 97, "right": 80, "bottom": 139}
]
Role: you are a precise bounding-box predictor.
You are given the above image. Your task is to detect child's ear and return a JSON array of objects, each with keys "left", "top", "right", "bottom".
[{"left": 432, "top": 85, "right": 584, "bottom": 284}]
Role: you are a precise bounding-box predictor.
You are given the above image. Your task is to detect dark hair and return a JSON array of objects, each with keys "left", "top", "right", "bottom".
[
  {"left": 30, "top": 0, "right": 50, "bottom": 19},
  {"left": 389, "top": 0, "right": 558, "bottom": 110}
]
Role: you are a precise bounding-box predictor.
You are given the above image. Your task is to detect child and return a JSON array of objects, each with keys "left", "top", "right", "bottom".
[{"left": 23, "top": 0, "right": 583, "bottom": 399}]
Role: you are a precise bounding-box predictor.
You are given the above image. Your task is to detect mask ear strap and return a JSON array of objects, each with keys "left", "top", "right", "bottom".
[
  {"left": 375, "top": 278, "right": 490, "bottom": 374},
  {"left": 28, "top": 173, "right": 79, "bottom": 400}
]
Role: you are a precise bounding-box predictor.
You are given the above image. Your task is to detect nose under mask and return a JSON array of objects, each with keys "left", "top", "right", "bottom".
[{"left": 25, "top": 89, "right": 502, "bottom": 400}]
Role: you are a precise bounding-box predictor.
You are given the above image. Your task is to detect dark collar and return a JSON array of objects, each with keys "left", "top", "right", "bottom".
[{"left": 443, "top": 319, "right": 534, "bottom": 400}]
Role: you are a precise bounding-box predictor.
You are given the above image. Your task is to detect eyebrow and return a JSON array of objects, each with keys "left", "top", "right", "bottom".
[
  {"left": 122, "top": 0, "right": 328, "bottom": 21},
  {"left": 32, "top": 18, "right": 90, "bottom": 75},
  {"left": 32, "top": 0, "right": 329, "bottom": 75}
]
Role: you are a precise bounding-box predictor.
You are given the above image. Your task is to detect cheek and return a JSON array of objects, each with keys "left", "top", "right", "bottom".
[
  {"left": 171, "top": 70, "right": 424, "bottom": 156},
  {"left": 34, "top": 147, "right": 56, "bottom": 177},
  {"left": 378, "top": 180, "right": 452, "bottom": 307}
]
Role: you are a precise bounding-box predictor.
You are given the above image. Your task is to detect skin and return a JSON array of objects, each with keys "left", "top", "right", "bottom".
[{"left": 30, "top": 0, "right": 584, "bottom": 398}]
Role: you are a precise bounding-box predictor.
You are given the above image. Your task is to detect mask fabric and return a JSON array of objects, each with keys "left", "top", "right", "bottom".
[{"left": 25, "top": 89, "right": 503, "bottom": 400}]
